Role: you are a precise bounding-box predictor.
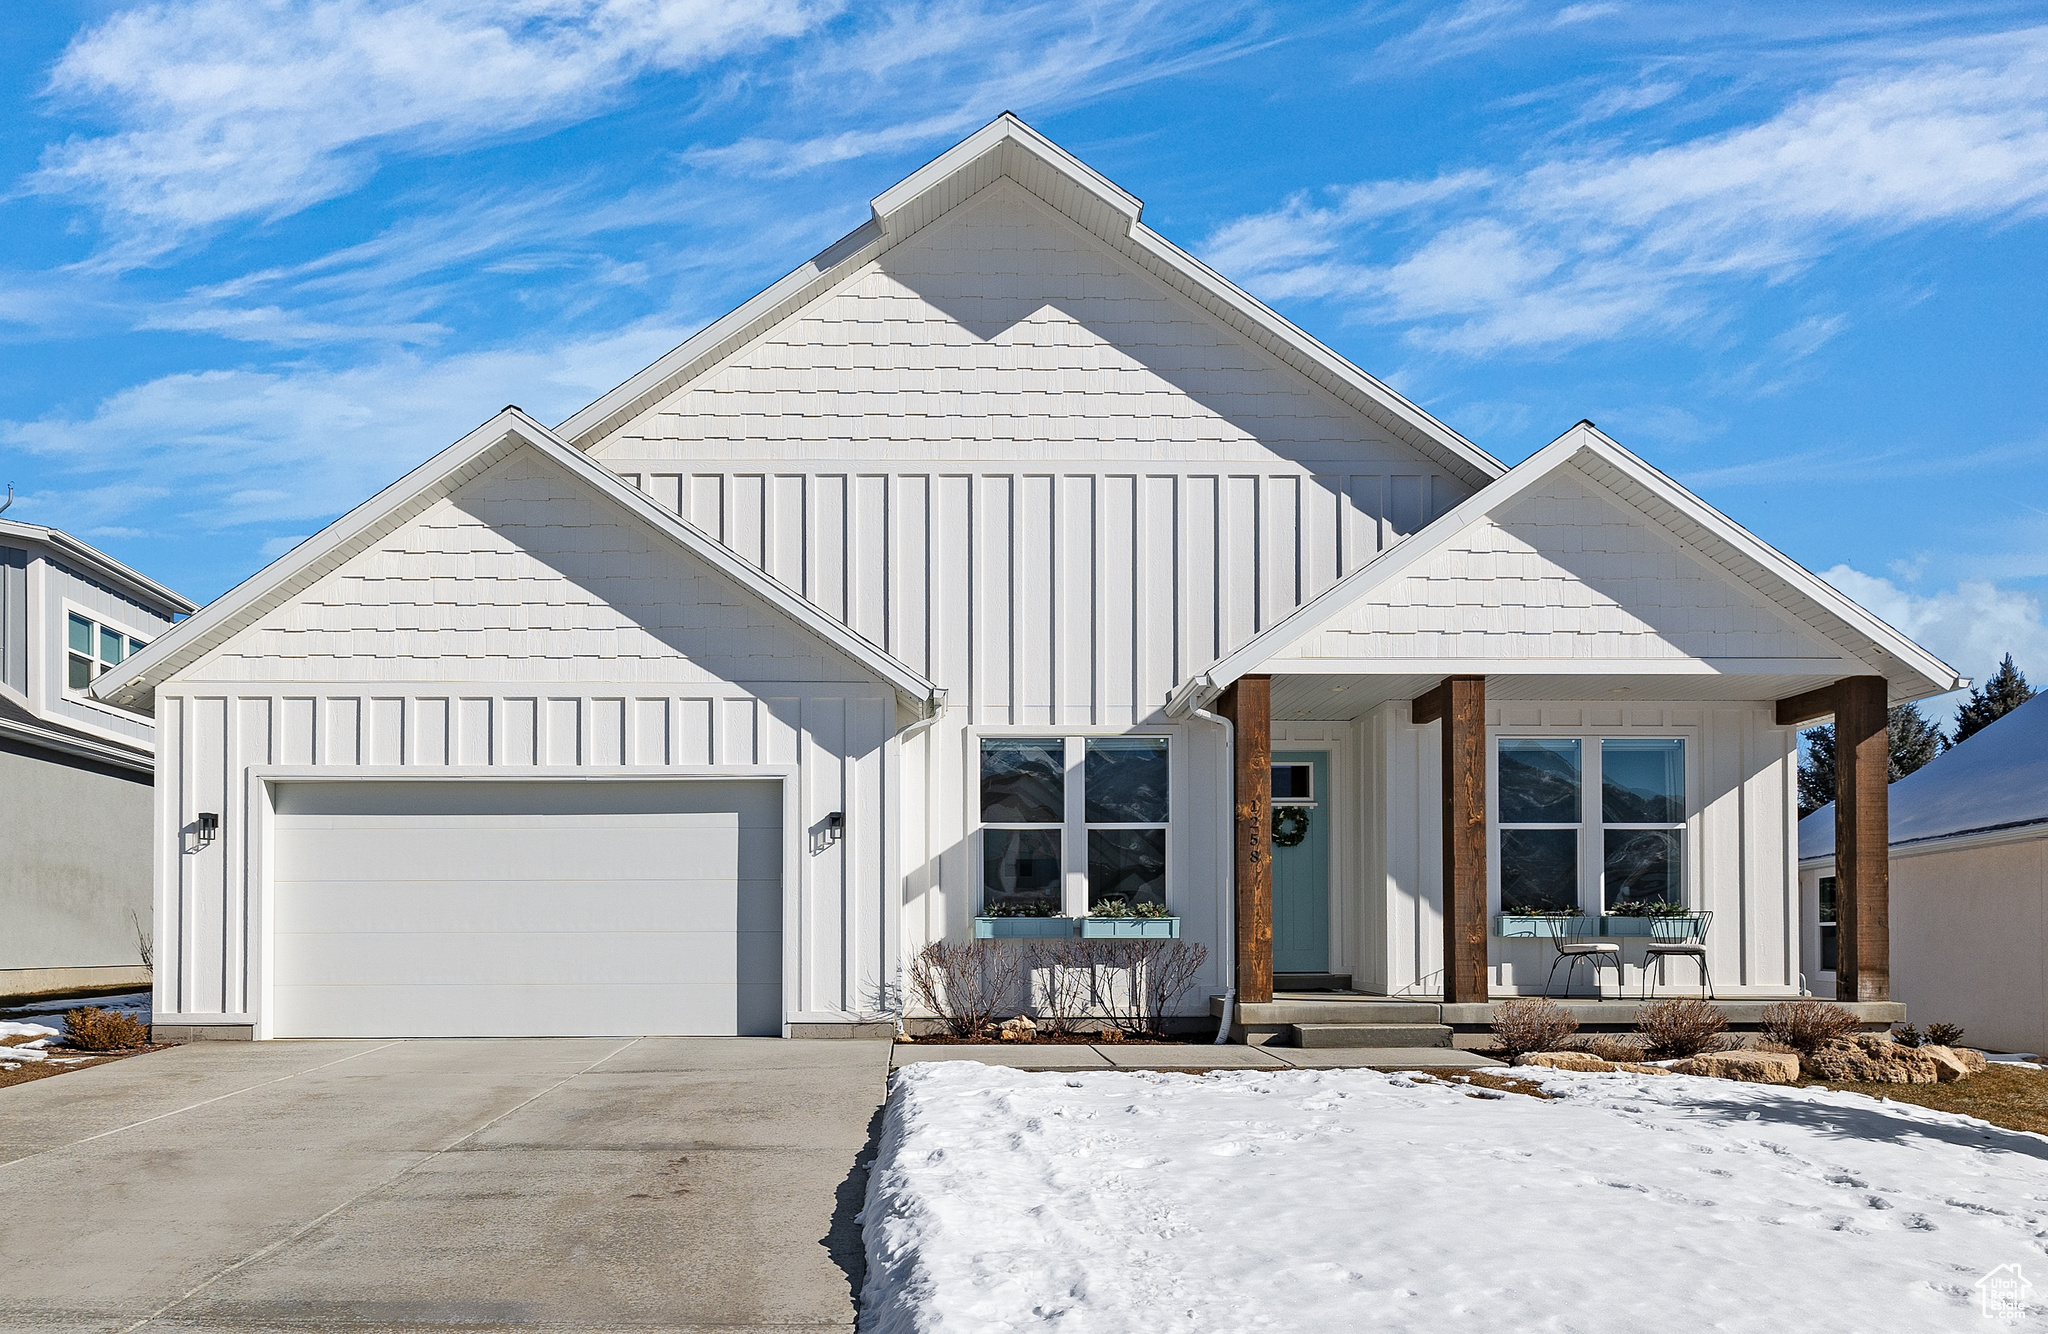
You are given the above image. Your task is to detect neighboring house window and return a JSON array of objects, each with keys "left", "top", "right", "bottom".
[
  {"left": 68, "top": 612, "right": 148, "bottom": 692},
  {"left": 1497, "top": 737, "right": 1686, "bottom": 914},
  {"left": 1818, "top": 875, "right": 1838, "bottom": 972},
  {"left": 979, "top": 737, "right": 1170, "bottom": 915}
]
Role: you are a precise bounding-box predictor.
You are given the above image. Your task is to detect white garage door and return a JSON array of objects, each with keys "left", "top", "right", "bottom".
[{"left": 270, "top": 780, "right": 782, "bottom": 1038}]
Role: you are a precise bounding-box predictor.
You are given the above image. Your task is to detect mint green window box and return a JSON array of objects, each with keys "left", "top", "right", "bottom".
[
  {"left": 1080, "top": 916, "right": 1179, "bottom": 939},
  {"left": 973, "top": 916, "right": 1078, "bottom": 939},
  {"left": 1493, "top": 915, "right": 1600, "bottom": 938}
]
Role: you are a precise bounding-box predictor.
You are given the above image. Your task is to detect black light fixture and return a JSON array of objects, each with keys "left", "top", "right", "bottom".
[
  {"left": 195, "top": 812, "right": 219, "bottom": 847},
  {"left": 825, "top": 811, "right": 844, "bottom": 844}
]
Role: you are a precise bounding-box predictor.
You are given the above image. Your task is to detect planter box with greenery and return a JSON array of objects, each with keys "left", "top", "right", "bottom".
[
  {"left": 1081, "top": 902, "right": 1179, "bottom": 938},
  {"left": 1492, "top": 913, "right": 1598, "bottom": 938},
  {"left": 1600, "top": 909, "right": 1703, "bottom": 938}
]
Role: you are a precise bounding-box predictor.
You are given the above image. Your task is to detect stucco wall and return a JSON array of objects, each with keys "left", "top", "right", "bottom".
[
  {"left": 0, "top": 739, "right": 153, "bottom": 972},
  {"left": 1892, "top": 838, "right": 2045, "bottom": 1054}
]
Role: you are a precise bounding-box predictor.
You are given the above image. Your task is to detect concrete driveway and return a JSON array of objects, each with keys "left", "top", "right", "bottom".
[{"left": 0, "top": 1037, "right": 892, "bottom": 1332}]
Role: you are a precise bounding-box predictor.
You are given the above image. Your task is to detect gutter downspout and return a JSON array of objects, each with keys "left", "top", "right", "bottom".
[{"left": 1190, "top": 702, "right": 1236, "bottom": 1043}]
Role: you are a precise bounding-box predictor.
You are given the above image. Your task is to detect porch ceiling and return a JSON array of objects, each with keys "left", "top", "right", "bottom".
[{"left": 1267, "top": 668, "right": 1853, "bottom": 723}]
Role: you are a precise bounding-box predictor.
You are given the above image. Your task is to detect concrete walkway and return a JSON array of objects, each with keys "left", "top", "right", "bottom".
[
  {"left": 0, "top": 1037, "right": 891, "bottom": 1333},
  {"left": 892, "top": 1043, "right": 1504, "bottom": 1072}
]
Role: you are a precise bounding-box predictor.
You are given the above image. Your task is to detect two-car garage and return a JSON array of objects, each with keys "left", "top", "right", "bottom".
[{"left": 267, "top": 779, "right": 784, "bottom": 1038}]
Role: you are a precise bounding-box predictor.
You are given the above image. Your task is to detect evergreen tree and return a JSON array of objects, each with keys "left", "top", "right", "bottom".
[
  {"left": 1797, "top": 725, "right": 1835, "bottom": 818},
  {"left": 1887, "top": 701, "right": 1945, "bottom": 780},
  {"left": 1951, "top": 653, "right": 2035, "bottom": 744},
  {"left": 1796, "top": 702, "right": 1948, "bottom": 818}
]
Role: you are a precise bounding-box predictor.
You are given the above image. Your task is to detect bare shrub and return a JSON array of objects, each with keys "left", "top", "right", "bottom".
[
  {"left": 1925, "top": 1021, "right": 1967, "bottom": 1048},
  {"left": 907, "top": 940, "right": 1023, "bottom": 1037},
  {"left": 1489, "top": 999, "right": 1578, "bottom": 1060},
  {"left": 1138, "top": 940, "right": 1208, "bottom": 1037},
  {"left": 1581, "top": 1034, "right": 1648, "bottom": 1063},
  {"left": 1025, "top": 938, "right": 1093, "bottom": 1036},
  {"left": 64, "top": 1007, "right": 148, "bottom": 1051},
  {"left": 1760, "top": 1000, "right": 1861, "bottom": 1056},
  {"left": 1635, "top": 998, "right": 1728, "bottom": 1059}
]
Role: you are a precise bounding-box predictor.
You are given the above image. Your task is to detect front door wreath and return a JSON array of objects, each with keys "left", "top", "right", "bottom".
[{"left": 1272, "top": 805, "right": 1311, "bottom": 847}]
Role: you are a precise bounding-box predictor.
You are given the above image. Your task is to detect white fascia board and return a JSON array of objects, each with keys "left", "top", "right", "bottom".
[
  {"left": 92, "top": 410, "right": 938, "bottom": 717},
  {"left": 1188, "top": 421, "right": 1960, "bottom": 700},
  {"left": 555, "top": 114, "right": 1506, "bottom": 487},
  {"left": 0, "top": 518, "right": 196, "bottom": 615}
]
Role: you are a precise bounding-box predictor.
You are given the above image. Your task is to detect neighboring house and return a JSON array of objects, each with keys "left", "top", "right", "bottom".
[
  {"left": 0, "top": 516, "right": 194, "bottom": 999},
  {"left": 93, "top": 116, "right": 1958, "bottom": 1041},
  {"left": 1800, "top": 694, "right": 2048, "bottom": 1054}
]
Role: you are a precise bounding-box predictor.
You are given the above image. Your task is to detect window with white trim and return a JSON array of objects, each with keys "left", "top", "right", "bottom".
[
  {"left": 979, "top": 737, "right": 1169, "bottom": 915},
  {"left": 67, "top": 612, "right": 148, "bottom": 692},
  {"left": 1496, "top": 737, "right": 1686, "bottom": 914}
]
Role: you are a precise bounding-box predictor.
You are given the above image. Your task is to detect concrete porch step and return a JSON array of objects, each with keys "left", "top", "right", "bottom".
[
  {"left": 1222, "top": 999, "right": 1442, "bottom": 1026},
  {"left": 1273, "top": 972, "right": 1353, "bottom": 991},
  {"left": 1293, "top": 1023, "right": 1453, "bottom": 1049}
]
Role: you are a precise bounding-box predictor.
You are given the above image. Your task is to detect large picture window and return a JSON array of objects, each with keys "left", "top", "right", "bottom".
[
  {"left": 979, "top": 736, "right": 1170, "bottom": 915},
  {"left": 1496, "top": 736, "right": 1687, "bottom": 915}
]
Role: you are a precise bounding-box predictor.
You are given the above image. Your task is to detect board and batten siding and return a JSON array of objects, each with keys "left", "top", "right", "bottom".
[
  {"left": 0, "top": 545, "right": 26, "bottom": 695},
  {"left": 154, "top": 447, "right": 901, "bottom": 1029},
  {"left": 593, "top": 178, "right": 1473, "bottom": 726},
  {"left": 1361, "top": 699, "right": 1799, "bottom": 996}
]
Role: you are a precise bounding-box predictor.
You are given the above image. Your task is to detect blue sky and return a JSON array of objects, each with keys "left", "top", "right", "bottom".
[{"left": 4, "top": 1, "right": 2047, "bottom": 718}]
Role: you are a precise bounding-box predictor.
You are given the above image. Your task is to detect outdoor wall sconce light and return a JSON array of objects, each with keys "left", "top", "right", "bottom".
[
  {"left": 826, "top": 811, "right": 844, "bottom": 844},
  {"left": 195, "top": 812, "right": 219, "bottom": 848}
]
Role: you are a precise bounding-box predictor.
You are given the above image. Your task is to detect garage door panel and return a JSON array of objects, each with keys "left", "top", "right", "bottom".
[
  {"left": 270, "top": 780, "right": 783, "bottom": 1038},
  {"left": 272, "top": 877, "right": 782, "bottom": 935},
  {"left": 275, "top": 825, "right": 781, "bottom": 884},
  {"left": 272, "top": 982, "right": 783, "bottom": 1039},
  {"left": 274, "top": 928, "right": 780, "bottom": 987}
]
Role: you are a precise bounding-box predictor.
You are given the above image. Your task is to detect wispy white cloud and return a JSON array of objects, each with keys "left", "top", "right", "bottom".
[
  {"left": 687, "top": 0, "right": 1268, "bottom": 176},
  {"left": 30, "top": 0, "right": 829, "bottom": 261},
  {"left": 1205, "top": 26, "right": 2048, "bottom": 354},
  {"left": 3, "top": 320, "right": 692, "bottom": 533},
  {"left": 1820, "top": 564, "right": 2048, "bottom": 710}
]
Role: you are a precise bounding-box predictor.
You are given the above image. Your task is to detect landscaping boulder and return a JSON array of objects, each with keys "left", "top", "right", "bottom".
[
  {"left": 1613, "top": 1062, "right": 1672, "bottom": 1076},
  {"left": 998, "top": 1016, "right": 1038, "bottom": 1042},
  {"left": 1803, "top": 1033, "right": 1941, "bottom": 1085},
  {"left": 1917, "top": 1045, "right": 1978, "bottom": 1082},
  {"left": 1669, "top": 1051, "right": 1801, "bottom": 1085},
  {"left": 1513, "top": 1051, "right": 1615, "bottom": 1072}
]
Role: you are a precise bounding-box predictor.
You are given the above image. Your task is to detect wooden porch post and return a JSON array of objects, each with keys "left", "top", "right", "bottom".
[
  {"left": 1833, "top": 676, "right": 1891, "bottom": 1002},
  {"left": 1414, "top": 676, "right": 1488, "bottom": 1004},
  {"left": 1217, "top": 675, "right": 1273, "bottom": 1005},
  {"left": 1775, "top": 676, "right": 1891, "bottom": 1002}
]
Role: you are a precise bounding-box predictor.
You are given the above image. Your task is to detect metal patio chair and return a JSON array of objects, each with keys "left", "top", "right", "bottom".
[
  {"left": 1540, "top": 916, "right": 1623, "bottom": 999},
  {"left": 1641, "top": 910, "right": 1714, "bottom": 1000}
]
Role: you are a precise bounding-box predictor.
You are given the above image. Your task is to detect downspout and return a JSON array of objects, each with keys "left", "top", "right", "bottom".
[{"left": 1190, "top": 702, "right": 1236, "bottom": 1043}]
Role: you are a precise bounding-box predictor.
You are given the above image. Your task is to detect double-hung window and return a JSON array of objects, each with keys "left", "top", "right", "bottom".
[
  {"left": 979, "top": 737, "right": 1170, "bottom": 915},
  {"left": 1497, "top": 737, "right": 1687, "bottom": 914},
  {"left": 68, "top": 613, "right": 148, "bottom": 692}
]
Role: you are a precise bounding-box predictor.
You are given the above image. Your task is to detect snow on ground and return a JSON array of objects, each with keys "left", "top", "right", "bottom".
[
  {"left": 861, "top": 1062, "right": 2048, "bottom": 1332},
  {"left": 0, "top": 988, "right": 149, "bottom": 1031}
]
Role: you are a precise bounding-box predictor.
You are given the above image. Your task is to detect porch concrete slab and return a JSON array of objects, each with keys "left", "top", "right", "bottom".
[
  {"left": 891, "top": 1044, "right": 1112, "bottom": 1070},
  {"left": 1266, "top": 1048, "right": 1506, "bottom": 1070},
  {"left": 1094, "top": 1045, "right": 1290, "bottom": 1070}
]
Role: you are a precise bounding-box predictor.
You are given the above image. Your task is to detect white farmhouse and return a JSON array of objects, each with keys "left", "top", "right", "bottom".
[{"left": 95, "top": 117, "right": 1958, "bottom": 1040}]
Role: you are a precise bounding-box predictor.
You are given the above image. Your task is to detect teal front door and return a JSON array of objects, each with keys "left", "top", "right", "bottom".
[{"left": 1271, "top": 750, "right": 1330, "bottom": 974}]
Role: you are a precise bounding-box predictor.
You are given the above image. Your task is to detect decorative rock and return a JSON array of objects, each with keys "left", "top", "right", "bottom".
[
  {"left": 1954, "top": 1047, "right": 1988, "bottom": 1074},
  {"left": 1614, "top": 1062, "right": 1673, "bottom": 1076},
  {"left": 1918, "top": 1045, "right": 1975, "bottom": 1082},
  {"left": 1094, "top": 1027, "right": 1125, "bottom": 1044},
  {"left": 998, "top": 1016, "right": 1038, "bottom": 1043},
  {"left": 1669, "top": 1051, "right": 1801, "bottom": 1085},
  {"left": 1804, "top": 1034, "right": 1941, "bottom": 1085},
  {"left": 1513, "top": 1051, "right": 1615, "bottom": 1072}
]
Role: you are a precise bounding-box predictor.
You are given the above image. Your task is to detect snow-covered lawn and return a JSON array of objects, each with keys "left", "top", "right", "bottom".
[{"left": 861, "top": 1062, "right": 2048, "bottom": 1332}]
